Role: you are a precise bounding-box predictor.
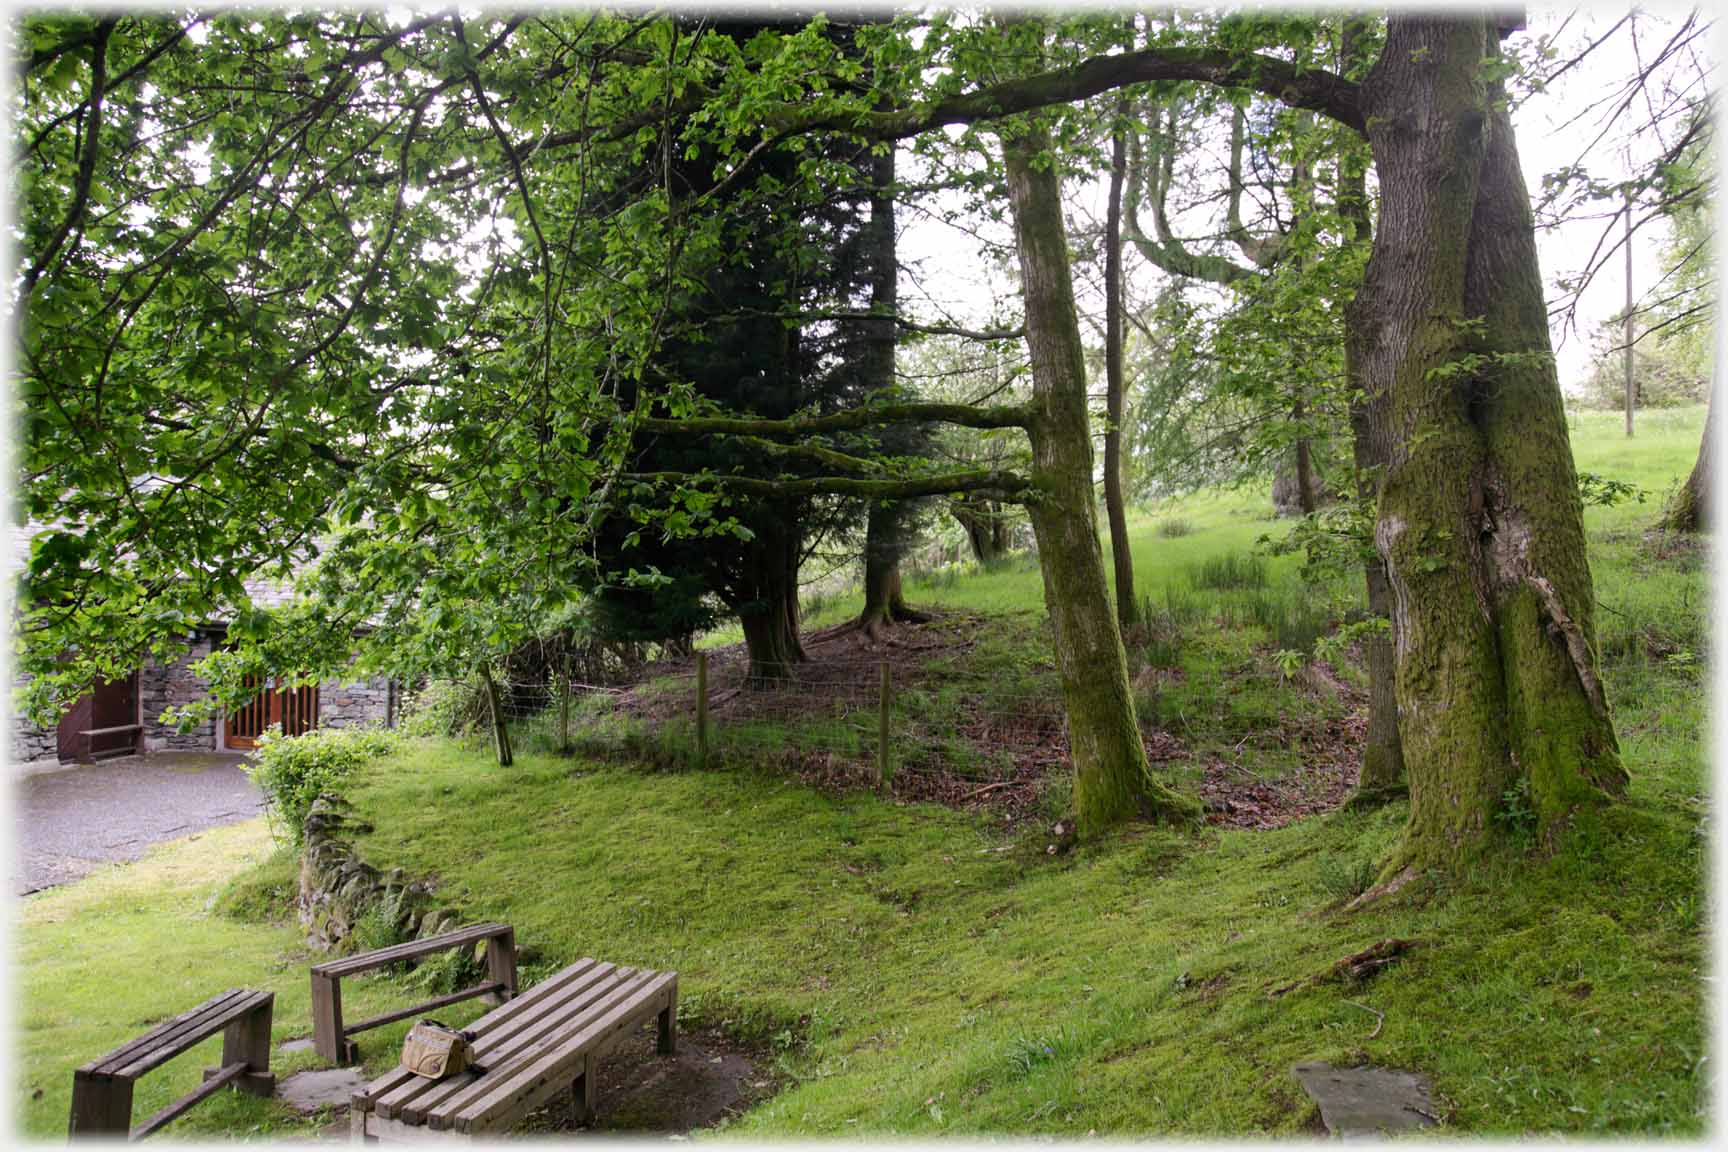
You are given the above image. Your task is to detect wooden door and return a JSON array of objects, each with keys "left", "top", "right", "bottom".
[
  {"left": 226, "top": 677, "right": 320, "bottom": 749},
  {"left": 55, "top": 673, "right": 141, "bottom": 761}
]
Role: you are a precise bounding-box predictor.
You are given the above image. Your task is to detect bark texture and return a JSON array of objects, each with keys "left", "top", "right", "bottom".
[
  {"left": 1354, "top": 15, "right": 1624, "bottom": 872},
  {"left": 1663, "top": 387, "right": 1714, "bottom": 532},
  {"left": 860, "top": 502, "right": 923, "bottom": 638},
  {"left": 1103, "top": 103, "right": 1140, "bottom": 632},
  {"left": 739, "top": 517, "right": 806, "bottom": 683},
  {"left": 952, "top": 496, "right": 1009, "bottom": 563},
  {"left": 1002, "top": 120, "right": 1200, "bottom": 835},
  {"left": 1337, "top": 17, "right": 1406, "bottom": 805},
  {"left": 854, "top": 142, "right": 920, "bottom": 638}
]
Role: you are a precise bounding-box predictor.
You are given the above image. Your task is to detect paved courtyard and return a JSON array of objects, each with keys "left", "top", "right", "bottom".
[{"left": 14, "top": 752, "right": 264, "bottom": 894}]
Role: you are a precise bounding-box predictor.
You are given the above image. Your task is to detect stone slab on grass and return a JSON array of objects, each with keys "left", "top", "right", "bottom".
[
  {"left": 277, "top": 1067, "right": 370, "bottom": 1116},
  {"left": 1293, "top": 1061, "right": 1437, "bottom": 1138}
]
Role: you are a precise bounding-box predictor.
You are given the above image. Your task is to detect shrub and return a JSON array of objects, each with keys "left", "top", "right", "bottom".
[
  {"left": 397, "top": 678, "right": 486, "bottom": 738},
  {"left": 248, "top": 725, "right": 399, "bottom": 845}
]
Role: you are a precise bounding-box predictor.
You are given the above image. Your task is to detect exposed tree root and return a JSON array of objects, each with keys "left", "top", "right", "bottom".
[
  {"left": 1343, "top": 782, "right": 1408, "bottom": 811},
  {"left": 1343, "top": 865, "right": 1421, "bottom": 913},
  {"left": 1268, "top": 937, "right": 1420, "bottom": 998}
]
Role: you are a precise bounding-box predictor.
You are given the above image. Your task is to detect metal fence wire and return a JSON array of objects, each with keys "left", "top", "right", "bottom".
[{"left": 413, "top": 651, "right": 1073, "bottom": 815}]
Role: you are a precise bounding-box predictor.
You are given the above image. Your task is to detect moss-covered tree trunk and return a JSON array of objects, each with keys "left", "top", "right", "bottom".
[
  {"left": 1002, "top": 120, "right": 1200, "bottom": 835},
  {"left": 1354, "top": 14, "right": 1625, "bottom": 874},
  {"left": 1103, "top": 102, "right": 1140, "bottom": 633},
  {"left": 1663, "top": 386, "right": 1713, "bottom": 532},
  {"left": 1336, "top": 20, "right": 1405, "bottom": 806}
]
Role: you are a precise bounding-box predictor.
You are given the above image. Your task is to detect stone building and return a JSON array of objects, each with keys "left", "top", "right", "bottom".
[{"left": 11, "top": 545, "right": 396, "bottom": 768}]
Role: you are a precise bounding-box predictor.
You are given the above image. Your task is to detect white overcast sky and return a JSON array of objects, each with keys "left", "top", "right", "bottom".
[{"left": 896, "top": 3, "right": 1718, "bottom": 394}]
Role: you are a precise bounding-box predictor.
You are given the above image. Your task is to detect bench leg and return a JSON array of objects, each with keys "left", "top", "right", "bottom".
[
  {"left": 214, "top": 995, "right": 277, "bottom": 1096},
  {"left": 69, "top": 1072, "right": 132, "bottom": 1137},
  {"left": 570, "top": 1053, "right": 597, "bottom": 1126},
  {"left": 483, "top": 929, "right": 518, "bottom": 1006},
  {"left": 657, "top": 987, "right": 678, "bottom": 1056},
  {"left": 351, "top": 1106, "right": 375, "bottom": 1143},
  {"left": 311, "top": 972, "right": 356, "bottom": 1066}
]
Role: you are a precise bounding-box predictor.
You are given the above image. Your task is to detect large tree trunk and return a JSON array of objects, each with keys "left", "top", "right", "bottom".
[
  {"left": 1337, "top": 17, "right": 1405, "bottom": 806},
  {"left": 860, "top": 502, "right": 924, "bottom": 638},
  {"left": 854, "top": 136, "right": 925, "bottom": 637},
  {"left": 1354, "top": 14, "right": 1624, "bottom": 875},
  {"left": 737, "top": 517, "right": 805, "bottom": 683},
  {"left": 1663, "top": 388, "right": 1713, "bottom": 532},
  {"left": 1104, "top": 100, "right": 1140, "bottom": 633},
  {"left": 1002, "top": 120, "right": 1200, "bottom": 835}
]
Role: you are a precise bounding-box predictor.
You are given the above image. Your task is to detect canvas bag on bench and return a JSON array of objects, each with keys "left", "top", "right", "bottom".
[{"left": 400, "top": 1020, "right": 479, "bottom": 1079}]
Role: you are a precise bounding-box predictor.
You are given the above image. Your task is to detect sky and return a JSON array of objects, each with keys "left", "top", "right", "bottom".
[{"left": 895, "top": 4, "right": 1716, "bottom": 396}]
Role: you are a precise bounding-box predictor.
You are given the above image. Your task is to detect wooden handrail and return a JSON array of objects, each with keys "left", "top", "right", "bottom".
[{"left": 343, "top": 982, "right": 506, "bottom": 1037}]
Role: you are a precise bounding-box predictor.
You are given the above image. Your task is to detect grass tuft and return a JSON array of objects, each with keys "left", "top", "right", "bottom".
[{"left": 1191, "top": 551, "right": 1268, "bottom": 590}]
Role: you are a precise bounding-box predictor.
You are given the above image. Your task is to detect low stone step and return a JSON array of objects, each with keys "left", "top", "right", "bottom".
[
  {"left": 1292, "top": 1061, "right": 1437, "bottom": 1138},
  {"left": 277, "top": 1067, "right": 371, "bottom": 1115}
]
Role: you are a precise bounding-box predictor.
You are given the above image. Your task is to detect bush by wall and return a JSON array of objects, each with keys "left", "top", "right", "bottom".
[{"left": 248, "top": 725, "right": 398, "bottom": 845}]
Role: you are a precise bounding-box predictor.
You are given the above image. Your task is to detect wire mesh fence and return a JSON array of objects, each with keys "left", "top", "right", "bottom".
[{"left": 408, "top": 651, "right": 1073, "bottom": 817}]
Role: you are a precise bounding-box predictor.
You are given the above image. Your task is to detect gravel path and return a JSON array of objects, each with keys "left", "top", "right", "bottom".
[{"left": 14, "top": 752, "right": 265, "bottom": 895}]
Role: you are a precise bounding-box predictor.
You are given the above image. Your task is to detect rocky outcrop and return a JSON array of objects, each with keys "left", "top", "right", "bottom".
[{"left": 297, "top": 793, "right": 463, "bottom": 952}]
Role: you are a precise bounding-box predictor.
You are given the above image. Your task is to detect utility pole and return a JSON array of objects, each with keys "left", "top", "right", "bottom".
[{"left": 1625, "top": 183, "right": 1635, "bottom": 438}]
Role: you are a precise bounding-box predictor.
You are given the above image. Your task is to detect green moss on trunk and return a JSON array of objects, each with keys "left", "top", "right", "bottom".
[{"left": 1002, "top": 118, "right": 1199, "bottom": 836}]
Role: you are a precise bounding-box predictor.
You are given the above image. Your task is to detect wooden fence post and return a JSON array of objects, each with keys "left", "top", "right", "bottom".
[
  {"left": 695, "top": 651, "right": 709, "bottom": 769},
  {"left": 480, "top": 665, "right": 512, "bottom": 767},
  {"left": 557, "top": 670, "right": 571, "bottom": 754},
  {"left": 878, "top": 660, "right": 892, "bottom": 793}
]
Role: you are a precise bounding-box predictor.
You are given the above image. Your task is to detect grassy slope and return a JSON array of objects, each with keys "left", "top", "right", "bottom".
[{"left": 14, "top": 406, "right": 1706, "bottom": 1139}]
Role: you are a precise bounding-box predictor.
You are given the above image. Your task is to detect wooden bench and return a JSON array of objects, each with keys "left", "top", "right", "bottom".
[
  {"left": 69, "top": 989, "right": 275, "bottom": 1139},
  {"left": 312, "top": 923, "right": 518, "bottom": 1066},
  {"left": 350, "top": 958, "right": 677, "bottom": 1142}
]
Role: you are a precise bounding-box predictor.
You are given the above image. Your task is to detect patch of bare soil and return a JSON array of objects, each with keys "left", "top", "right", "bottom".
[
  {"left": 1176, "top": 670, "right": 1366, "bottom": 831},
  {"left": 514, "top": 1024, "right": 777, "bottom": 1137},
  {"left": 626, "top": 608, "right": 1003, "bottom": 711},
  {"left": 610, "top": 610, "right": 1065, "bottom": 820},
  {"left": 601, "top": 613, "right": 1369, "bottom": 831}
]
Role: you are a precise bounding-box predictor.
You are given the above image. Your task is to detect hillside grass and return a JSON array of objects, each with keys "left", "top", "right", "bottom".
[{"left": 13, "top": 405, "right": 1707, "bottom": 1139}]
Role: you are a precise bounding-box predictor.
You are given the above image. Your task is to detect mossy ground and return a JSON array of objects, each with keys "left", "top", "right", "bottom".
[{"left": 14, "top": 405, "right": 1707, "bottom": 1139}]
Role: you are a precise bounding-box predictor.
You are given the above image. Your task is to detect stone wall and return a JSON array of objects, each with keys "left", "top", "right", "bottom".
[
  {"left": 140, "top": 632, "right": 220, "bottom": 752},
  {"left": 11, "top": 677, "right": 58, "bottom": 766},
  {"left": 319, "top": 673, "right": 393, "bottom": 730},
  {"left": 298, "top": 794, "right": 467, "bottom": 953}
]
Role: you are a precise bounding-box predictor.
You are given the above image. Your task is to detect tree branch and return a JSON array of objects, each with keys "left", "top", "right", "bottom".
[
  {"left": 847, "top": 43, "right": 1365, "bottom": 138},
  {"left": 638, "top": 400, "right": 1031, "bottom": 438},
  {"left": 622, "top": 469, "right": 1035, "bottom": 501},
  {"left": 444, "top": 37, "right": 1366, "bottom": 185},
  {"left": 1124, "top": 112, "right": 1256, "bottom": 287},
  {"left": 23, "top": 17, "right": 115, "bottom": 299}
]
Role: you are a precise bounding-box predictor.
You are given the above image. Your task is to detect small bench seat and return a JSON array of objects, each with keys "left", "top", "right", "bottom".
[
  {"left": 70, "top": 989, "right": 275, "bottom": 1139},
  {"left": 312, "top": 923, "right": 517, "bottom": 1066},
  {"left": 350, "top": 958, "right": 677, "bottom": 1141}
]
